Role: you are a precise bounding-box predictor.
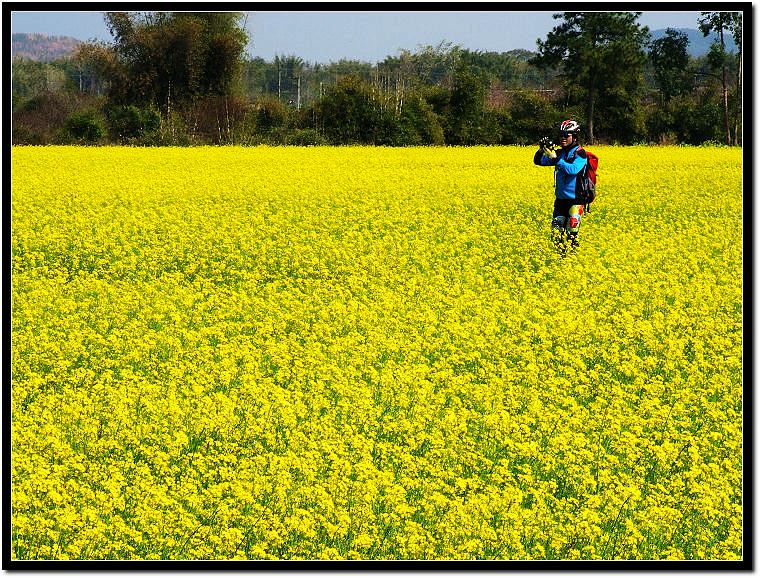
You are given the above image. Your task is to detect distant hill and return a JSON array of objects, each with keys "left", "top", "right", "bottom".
[
  {"left": 650, "top": 28, "right": 738, "bottom": 57},
  {"left": 12, "top": 28, "right": 738, "bottom": 64},
  {"left": 12, "top": 33, "right": 82, "bottom": 61}
]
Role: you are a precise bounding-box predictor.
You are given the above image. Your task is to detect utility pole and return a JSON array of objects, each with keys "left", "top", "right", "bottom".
[{"left": 297, "top": 76, "right": 301, "bottom": 110}]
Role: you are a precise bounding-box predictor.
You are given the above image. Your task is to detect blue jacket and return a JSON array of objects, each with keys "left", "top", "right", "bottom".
[{"left": 533, "top": 144, "right": 588, "bottom": 201}]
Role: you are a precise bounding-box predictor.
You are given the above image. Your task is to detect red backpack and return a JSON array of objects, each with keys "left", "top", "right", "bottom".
[{"left": 574, "top": 147, "right": 598, "bottom": 211}]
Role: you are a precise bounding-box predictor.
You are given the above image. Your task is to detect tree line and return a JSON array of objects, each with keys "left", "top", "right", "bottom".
[{"left": 11, "top": 11, "right": 743, "bottom": 147}]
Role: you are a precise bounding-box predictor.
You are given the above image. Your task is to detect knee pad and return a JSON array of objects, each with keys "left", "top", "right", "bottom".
[{"left": 568, "top": 206, "right": 582, "bottom": 233}]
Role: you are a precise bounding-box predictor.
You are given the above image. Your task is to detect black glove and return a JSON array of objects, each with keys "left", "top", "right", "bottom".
[
  {"left": 538, "top": 136, "right": 555, "bottom": 150},
  {"left": 538, "top": 137, "right": 557, "bottom": 159}
]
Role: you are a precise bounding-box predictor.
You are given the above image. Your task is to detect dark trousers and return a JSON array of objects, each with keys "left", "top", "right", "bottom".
[{"left": 552, "top": 198, "right": 583, "bottom": 234}]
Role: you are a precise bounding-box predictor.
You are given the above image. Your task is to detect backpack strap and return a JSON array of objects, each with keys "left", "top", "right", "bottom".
[
  {"left": 573, "top": 146, "right": 588, "bottom": 162},
  {"left": 571, "top": 147, "right": 591, "bottom": 212}
]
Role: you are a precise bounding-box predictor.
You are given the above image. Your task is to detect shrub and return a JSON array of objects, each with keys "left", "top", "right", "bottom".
[
  {"left": 398, "top": 94, "right": 445, "bottom": 146},
  {"left": 155, "top": 110, "right": 192, "bottom": 146},
  {"left": 315, "top": 75, "right": 391, "bottom": 145},
  {"left": 674, "top": 96, "right": 722, "bottom": 145},
  {"left": 12, "top": 91, "right": 87, "bottom": 145},
  {"left": 105, "top": 105, "right": 161, "bottom": 144},
  {"left": 488, "top": 107, "right": 514, "bottom": 145},
  {"left": 503, "top": 90, "right": 562, "bottom": 145},
  {"left": 253, "top": 97, "right": 290, "bottom": 134},
  {"left": 12, "top": 124, "right": 43, "bottom": 146},
  {"left": 284, "top": 128, "right": 329, "bottom": 146},
  {"left": 188, "top": 96, "right": 254, "bottom": 144},
  {"left": 62, "top": 110, "right": 105, "bottom": 144}
]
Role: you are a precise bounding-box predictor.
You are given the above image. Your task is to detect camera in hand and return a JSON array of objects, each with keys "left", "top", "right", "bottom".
[{"left": 539, "top": 136, "right": 555, "bottom": 149}]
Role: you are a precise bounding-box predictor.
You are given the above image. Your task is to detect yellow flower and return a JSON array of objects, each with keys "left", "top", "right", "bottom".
[{"left": 11, "top": 145, "right": 742, "bottom": 561}]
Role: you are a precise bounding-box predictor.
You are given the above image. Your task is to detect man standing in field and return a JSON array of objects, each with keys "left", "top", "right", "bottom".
[{"left": 534, "top": 120, "right": 588, "bottom": 255}]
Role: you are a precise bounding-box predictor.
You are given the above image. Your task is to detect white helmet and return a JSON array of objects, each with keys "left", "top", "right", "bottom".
[{"left": 559, "top": 120, "right": 581, "bottom": 136}]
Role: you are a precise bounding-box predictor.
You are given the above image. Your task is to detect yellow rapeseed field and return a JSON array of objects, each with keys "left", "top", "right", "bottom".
[{"left": 11, "top": 145, "right": 743, "bottom": 561}]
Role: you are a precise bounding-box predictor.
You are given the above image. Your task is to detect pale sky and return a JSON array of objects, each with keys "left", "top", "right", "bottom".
[{"left": 10, "top": 9, "right": 705, "bottom": 64}]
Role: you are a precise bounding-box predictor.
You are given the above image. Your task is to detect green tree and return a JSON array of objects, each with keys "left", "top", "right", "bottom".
[
  {"left": 533, "top": 12, "right": 650, "bottom": 142},
  {"left": 241, "top": 57, "right": 269, "bottom": 98},
  {"left": 646, "top": 28, "right": 693, "bottom": 143},
  {"left": 446, "top": 64, "right": 489, "bottom": 145},
  {"left": 12, "top": 57, "right": 68, "bottom": 103},
  {"left": 315, "top": 75, "right": 396, "bottom": 145},
  {"left": 382, "top": 41, "right": 461, "bottom": 88},
  {"left": 699, "top": 11, "right": 741, "bottom": 145},
  {"left": 504, "top": 90, "right": 562, "bottom": 145},
  {"left": 12, "top": 58, "right": 50, "bottom": 102},
  {"left": 396, "top": 92, "right": 445, "bottom": 145},
  {"left": 86, "top": 12, "right": 249, "bottom": 110},
  {"left": 648, "top": 28, "right": 691, "bottom": 101},
  {"left": 460, "top": 48, "right": 522, "bottom": 87},
  {"left": 268, "top": 55, "right": 306, "bottom": 103}
]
